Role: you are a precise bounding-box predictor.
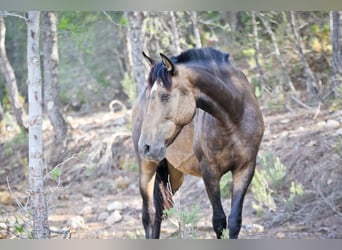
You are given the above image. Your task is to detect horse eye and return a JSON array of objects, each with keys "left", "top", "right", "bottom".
[{"left": 161, "top": 93, "right": 170, "bottom": 102}]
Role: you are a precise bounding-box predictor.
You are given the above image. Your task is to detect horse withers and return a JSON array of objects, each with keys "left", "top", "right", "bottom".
[{"left": 132, "top": 47, "right": 264, "bottom": 239}]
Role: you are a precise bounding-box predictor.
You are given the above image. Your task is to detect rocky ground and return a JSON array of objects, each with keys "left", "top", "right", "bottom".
[{"left": 1, "top": 101, "right": 342, "bottom": 239}]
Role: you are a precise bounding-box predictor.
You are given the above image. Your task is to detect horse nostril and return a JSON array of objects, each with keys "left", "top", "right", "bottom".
[{"left": 143, "top": 144, "right": 150, "bottom": 155}]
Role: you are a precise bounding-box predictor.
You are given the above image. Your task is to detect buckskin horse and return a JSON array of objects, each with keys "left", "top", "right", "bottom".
[{"left": 132, "top": 47, "right": 264, "bottom": 239}]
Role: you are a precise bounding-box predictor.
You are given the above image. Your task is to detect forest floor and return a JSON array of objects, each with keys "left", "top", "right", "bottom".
[{"left": 1, "top": 99, "right": 342, "bottom": 239}]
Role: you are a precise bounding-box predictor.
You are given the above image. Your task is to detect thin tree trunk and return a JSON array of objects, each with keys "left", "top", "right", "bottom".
[
  {"left": 289, "top": 11, "right": 318, "bottom": 96},
  {"left": 27, "top": 11, "right": 50, "bottom": 239},
  {"left": 257, "top": 12, "right": 297, "bottom": 95},
  {"left": 169, "top": 11, "right": 181, "bottom": 54},
  {"left": 251, "top": 11, "right": 265, "bottom": 96},
  {"left": 191, "top": 11, "right": 202, "bottom": 48},
  {"left": 0, "top": 15, "right": 27, "bottom": 129},
  {"left": 125, "top": 11, "right": 146, "bottom": 95},
  {"left": 0, "top": 101, "right": 3, "bottom": 121},
  {"left": 331, "top": 11, "right": 342, "bottom": 94},
  {"left": 42, "top": 11, "right": 68, "bottom": 164}
]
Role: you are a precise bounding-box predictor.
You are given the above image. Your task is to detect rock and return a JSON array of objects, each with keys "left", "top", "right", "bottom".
[
  {"left": 326, "top": 119, "right": 340, "bottom": 128},
  {"left": 336, "top": 128, "right": 342, "bottom": 136},
  {"left": 242, "top": 223, "right": 264, "bottom": 233},
  {"left": 113, "top": 176, "right": 130, "bottom": 190},
  {"left": 67, "top": 216, "right": 86, "bottom": 229},
  {"left": 316, "top": 121, "right": 326, "bottom": 128},
  {"left": 112, "top": 117, "right": 126, "bottom": 126},
  {"left": 80, "top": 205, "right": 93, "bottom": 215},
  {"left": 98, "top": 212, "right": 109, "bottom": 221},
  {"left": 105, "top": 210, "right": 122, "bottom": 225},
  {"left": 0, "top": 192, "right": 16, "bottom": 206},
  {"left": 107, "top": 201, "right": 124, "bottom": 212},
  {"left": 276, "top": 231, "right": 286, "bottom": 239}
]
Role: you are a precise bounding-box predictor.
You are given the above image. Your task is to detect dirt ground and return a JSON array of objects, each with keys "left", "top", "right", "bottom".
[{"left": 1, "top": 102, "right": 342, "bottom": 239}]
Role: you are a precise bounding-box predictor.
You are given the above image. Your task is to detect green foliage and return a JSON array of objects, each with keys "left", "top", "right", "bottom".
[
  {"left": 251, "top": 152, "right": 287, "bottom": 216},
  {"left": 220, "top": 172, "right": 232, "bottom": 198},
  {"left": 50, "top": 167, "right": 61, "bottom": 181},
  {"left": 3, "top": 128, "right": 28, "bottom": 157},
  {"left": 164, "top": 204, "right": 200, "bottom": 239},
  {"left": 286, "top": 181, "right": 304, "bottom": 211},
  {"left": 329, "top": 85, "right": 342, "bottom": 113},
  {"left": 121, "top": 72, "right": 136, "bottom": 106}
]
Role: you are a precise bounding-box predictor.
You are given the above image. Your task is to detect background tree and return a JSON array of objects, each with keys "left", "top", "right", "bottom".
[
  {"left": 251, "top": 11, "right": 265, "bottom": 96},
  {"left": 257, "top": 12, "right": 297, "bottom": 95},
  {"left": 125, "top": 11, "right": 146, "bottom": 95},
  {"left": 331, "top": 11, "right": 342, "bottom": 95},
  {"left": 27, "top": 11, "right": 49, "bottom": 239},
  {"left": 42, "top": 11, "right": 68, "bottom": 165},
  {"left": 0, "top": 14, "right": 27, "bottom": 129},
  {"left": 289, "top": 11, "right": 318, "bottom": 96}
]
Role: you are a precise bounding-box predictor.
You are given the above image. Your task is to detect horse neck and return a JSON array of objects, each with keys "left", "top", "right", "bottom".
[{"left": 189, "top": 64, "right": 245, "bottom": 125}]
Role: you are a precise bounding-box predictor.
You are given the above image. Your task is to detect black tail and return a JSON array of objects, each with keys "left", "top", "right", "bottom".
[{"left": 153, "top": 159, "right": 174, "bottom": 220}]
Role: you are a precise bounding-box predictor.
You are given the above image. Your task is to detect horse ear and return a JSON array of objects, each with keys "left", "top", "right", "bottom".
[
  {"left": 142, "top": 51, "right": 155, "bottom": 67},
  {"left": 160, "top": 53, "right": 175, "bottom": 74}
]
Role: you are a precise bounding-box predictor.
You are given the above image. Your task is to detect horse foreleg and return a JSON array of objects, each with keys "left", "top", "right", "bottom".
[
  {"left": 229, "top": 160, "right": 256, "bottom": 239},
  {"left": 139, "top": 160, "right": 158, "bottom": 239},
  {"left": 201, "top": 161, "right": 227, "bottom": 239}
]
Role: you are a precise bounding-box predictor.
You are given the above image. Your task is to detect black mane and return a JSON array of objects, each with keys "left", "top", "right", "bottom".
[{"left": 148, "top": 47, "right": 230, "bottom": 90}]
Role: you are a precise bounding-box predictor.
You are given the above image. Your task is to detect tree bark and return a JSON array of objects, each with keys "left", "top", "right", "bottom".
[
  {"left": 331, "top": 11, "right": 342, "bottom": 94},
  {"left": 191, "top": 11, "right": 202, "bottom": 48},
  {"left": 169, "top": 11, "right": 181, "bottom": 54},
  {"left": 125, "top": 11, "right": 146, "bottom": 95},
  {"left": 0, "top": 15, "right": 27, "bottom": 129},
  {"left": 289, "top": 11, "right": 318, "bottom": 96},
  {"left": 0, "top": 101, "right": 3, "bottom": 121},
  {"left": 42, "top": 11, "right": 68, "bottom": 164},
  {"left": 27, "top": 11, "right": 50, "bottom": 239},
  {"left": 251, "top": 11, "right": 265, "bottom": 96},
  {"left": 257, "top": 12, "right": 297, "bottom": 95}
]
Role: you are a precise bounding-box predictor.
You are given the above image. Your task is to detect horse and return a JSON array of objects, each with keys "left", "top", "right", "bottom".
[{"left": 131, "top": 47, "right": 264, "bottom": 239}]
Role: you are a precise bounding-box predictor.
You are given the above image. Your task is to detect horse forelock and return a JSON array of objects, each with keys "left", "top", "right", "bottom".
[{"left": 148, "top": 62, "right": 172, "bottom": 90}]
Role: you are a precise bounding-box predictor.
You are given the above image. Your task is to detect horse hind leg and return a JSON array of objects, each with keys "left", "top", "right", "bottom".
[{"left": 228, "top": 160, "right": 256, "bottom": 239}]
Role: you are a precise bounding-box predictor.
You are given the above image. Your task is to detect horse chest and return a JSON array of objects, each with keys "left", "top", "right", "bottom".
[{"left": 193, "top": 111, "right": 240, "bottom": 170}]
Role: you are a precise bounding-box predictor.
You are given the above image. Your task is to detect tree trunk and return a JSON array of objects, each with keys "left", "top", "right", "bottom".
[
  {"left": 169, "top": 11, "right": 181, "bottom": 54},
  {"left": 42, "top": 11, "right": 68, "bottom": 164},
  {"left": 289, "top": 11, "right": 318, "bottom": 96},
  {"left": 331, "top": 11, "right": 342, "bottom": 94},
  {"left": 251, "top": 11, "right": 265, "bottom": 96},
  {"left": 191, "top": 11, "right": 202, "bottom": 48},
  {"left": 0, "top": 101, "right": 3, "bottom": 121},
  {"left": 125, "top": 11, "right": 146, "bottom": 95},
  {"left": 257, "top": 12, "right": 297, "bottom": 95},
  {"left": 0, "top": 15, "right": 27, "bottom": 129},
  {"left": 27, "top": 11, "right": 50, "bottom": 239}
]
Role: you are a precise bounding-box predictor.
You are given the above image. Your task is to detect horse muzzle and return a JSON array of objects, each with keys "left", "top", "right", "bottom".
[{"left": 138, "top": 140, "right": 166, "bottom": 162}]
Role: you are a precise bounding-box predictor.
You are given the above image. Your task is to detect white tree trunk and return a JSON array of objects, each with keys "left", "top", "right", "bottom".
[
  {"left": 27, "top": 11, "right": 49, "bottom": 239},
  {"left": 42, "top": 11, "right": 68, "bottom": 164},
  {"left": 169, "top": 11, "right": 181, "bottom": 54},
  {"left": 125, "top": 11, "right": 146, "bottom": 95},
  {"left": 0, "top": 15, "right": 27, "bottom": 129},
  {"left": 289, "top": 11, "right": 318, "bottom": 96},
  {"left": 331, "top": 11, "right": 342, "bottom": 93},
  {"left": 257, "top": 12, "right": 297, "bottom": 95},
  {"left": 191, "top": 11, "right": 202, "bottom": 48},
  {"left": 251, "top": 11, "right": 265, "bottom": 96}
]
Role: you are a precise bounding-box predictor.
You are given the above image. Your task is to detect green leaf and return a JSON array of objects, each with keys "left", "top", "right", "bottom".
[{"left": 120, "top": 16, "right": 127, "bottom": 26}]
